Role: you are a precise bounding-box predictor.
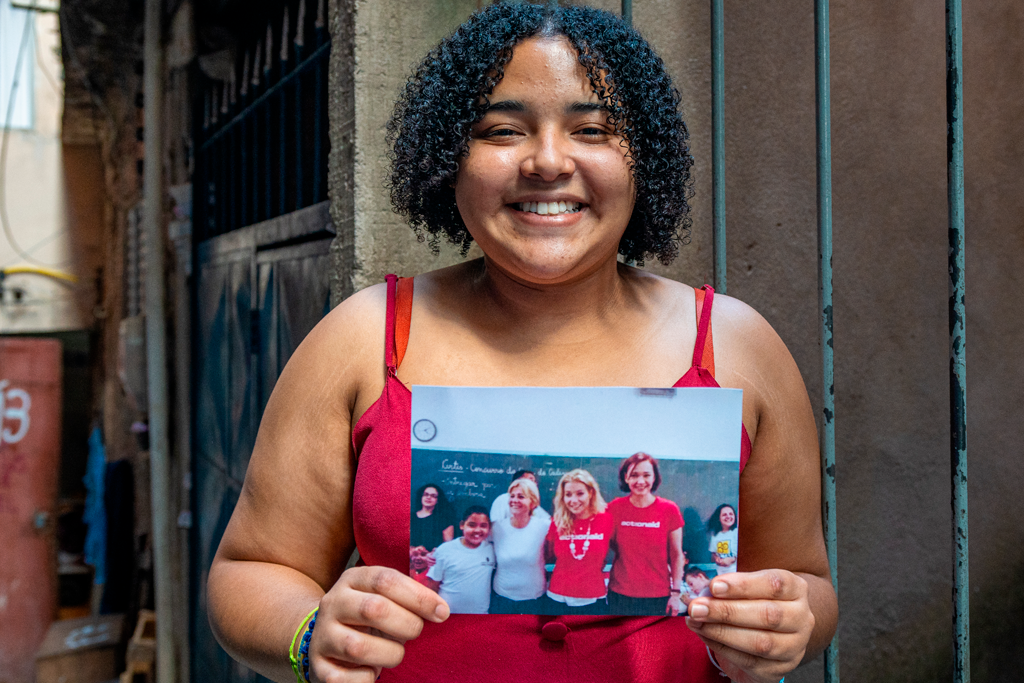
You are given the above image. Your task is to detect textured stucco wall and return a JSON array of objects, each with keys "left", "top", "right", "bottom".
[{"left": 329, "top": 1, "right": 1024, "bottom": 680}]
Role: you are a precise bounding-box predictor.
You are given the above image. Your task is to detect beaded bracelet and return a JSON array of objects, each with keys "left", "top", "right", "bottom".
[
  {"left": 298, "top": 609, "right": 319, "bottom": 681},
  {"left": 289, "top": 608, "right": 319, "bottom": 683}
]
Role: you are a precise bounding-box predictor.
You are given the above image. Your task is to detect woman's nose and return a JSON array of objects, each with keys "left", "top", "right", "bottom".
[{"left": 521, "top": 130, "right": 575, "bottom": 181}]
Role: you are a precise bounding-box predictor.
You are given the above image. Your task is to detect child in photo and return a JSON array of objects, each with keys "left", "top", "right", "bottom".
[
  {"left": 683, "top": 565, "right": 713, "bottom": 607},
  {"left": 425, "top": 506, "right": 496, "bottom": 614},
  {"left": 409, "top": 546, "right": 433, "bottom": 587},
  {"left": 708, "top": 503, "right": 738, "bottom": 575}
]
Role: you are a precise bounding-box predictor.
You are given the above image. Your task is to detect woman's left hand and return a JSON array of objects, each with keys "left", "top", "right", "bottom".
[{"left": 685, "top": 569, "right": 814, "bottom": 683}]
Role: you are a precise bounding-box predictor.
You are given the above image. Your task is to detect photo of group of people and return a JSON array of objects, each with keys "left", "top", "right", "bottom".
[{"left": 409, "top": 386, "right": 743, "bottom": 616}]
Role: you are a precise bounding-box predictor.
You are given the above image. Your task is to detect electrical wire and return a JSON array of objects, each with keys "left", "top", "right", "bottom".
[
  {"left": 35, "top": 19, "right": 62, "bottom": 98},
  {"left": 0, "top": 5, "right": 59, "bottom": 266}
]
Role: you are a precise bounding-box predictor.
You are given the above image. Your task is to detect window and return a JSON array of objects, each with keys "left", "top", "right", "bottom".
[{"left": 0, "top": 0, "right": 35, "bottom": 131}]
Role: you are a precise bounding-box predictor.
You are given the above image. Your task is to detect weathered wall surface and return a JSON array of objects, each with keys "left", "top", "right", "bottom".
[
  {"left": 0, "top": 10, "right": 86, "bottom": 333},
  {"left": 330, "top": 1, "right": 1024, "bottom": 680}
]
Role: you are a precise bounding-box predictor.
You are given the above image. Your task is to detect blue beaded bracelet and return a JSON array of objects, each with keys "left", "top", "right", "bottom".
[{"left": 297, "top": 609, "right": 319, "bottom": 681}]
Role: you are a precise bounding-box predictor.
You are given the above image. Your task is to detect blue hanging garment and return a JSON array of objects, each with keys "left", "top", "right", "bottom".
[{"left": 82, "top": 426, "right": 107, "bottom": 585}]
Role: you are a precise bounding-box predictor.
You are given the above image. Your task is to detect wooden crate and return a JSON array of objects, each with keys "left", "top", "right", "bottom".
[{"left": 34, "top": 614, "right": 124, "bottom": 683}]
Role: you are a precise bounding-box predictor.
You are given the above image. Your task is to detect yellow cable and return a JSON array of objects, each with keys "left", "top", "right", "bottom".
[{"left": 2, "top": 265, "right": 78, "bottom": 284}]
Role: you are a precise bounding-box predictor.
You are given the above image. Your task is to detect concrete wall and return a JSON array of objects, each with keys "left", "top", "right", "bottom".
[
  {"left": 0, "top": 9, "right": 86, "bottom": 333},
  {"left": 329, "top": 1, "right": 1024, "bottom": 680}
]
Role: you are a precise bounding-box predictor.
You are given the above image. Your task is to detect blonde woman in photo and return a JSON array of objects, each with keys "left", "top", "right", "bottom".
[
  {"left": 544, "top": 469, "right": 613, "bottom": 615},
  {"left": 490, "top": 478, "right": 549, "bottom": 613}
]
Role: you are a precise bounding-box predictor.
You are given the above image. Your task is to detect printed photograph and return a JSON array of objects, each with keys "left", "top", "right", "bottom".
[{"left": 410, "top": 386, "right": 742, "bottom": 617}]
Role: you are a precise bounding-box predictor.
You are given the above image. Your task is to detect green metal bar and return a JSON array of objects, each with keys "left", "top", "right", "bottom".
[
  {"left": 946, "top": 0, "right": 968, "bottom": 680},
  {"left": 711, "top": 0, "right": 726, "bottom": 293},
  {"left": 621, "top": 0, "right": 632, "bottom": 26},
  {"left": 814, "top": 0, "right": 839, "bottom": 681}
]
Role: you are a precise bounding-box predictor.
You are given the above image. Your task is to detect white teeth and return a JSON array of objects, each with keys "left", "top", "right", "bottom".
[{"left": 517, "top": 201, "right": 581, "bottom": 215}]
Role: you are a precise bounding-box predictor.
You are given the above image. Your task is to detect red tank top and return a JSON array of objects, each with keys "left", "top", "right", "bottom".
[{"left": 351, "top": 275, "right": 752, "bottom": 683}]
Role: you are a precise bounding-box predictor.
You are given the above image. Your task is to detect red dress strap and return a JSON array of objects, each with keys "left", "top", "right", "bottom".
[
  {"left": 384, "top": 274, "right": 398, "bottom": 372},
  {"left": 395, "top": 277, "right": 414, "bottom": 368},
  {"left": 692, "top": 285, "right": 716, "bottom": 376},
  {"left": 384, "top": 275, "right": 414, "bottom": 370}
]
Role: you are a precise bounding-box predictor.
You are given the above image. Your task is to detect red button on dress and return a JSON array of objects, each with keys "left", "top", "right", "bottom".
[{"left": 541, "top": 621, "right": 569, "bottom": 641}]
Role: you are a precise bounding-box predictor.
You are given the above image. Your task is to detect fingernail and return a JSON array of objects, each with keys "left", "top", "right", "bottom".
[
  {"left": 434, "top": 604, "right": 450, "bottom": 621},
  {"left": 712, "top": 581, "right": 728, "bottom": 596},
  {"left": 689, "top": 604, "right": 709, "bottom": 618}
]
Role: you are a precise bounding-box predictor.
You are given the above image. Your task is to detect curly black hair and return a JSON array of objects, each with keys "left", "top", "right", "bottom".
[{"left": 386, "top": 3, "right": 694, "bottom": 265}]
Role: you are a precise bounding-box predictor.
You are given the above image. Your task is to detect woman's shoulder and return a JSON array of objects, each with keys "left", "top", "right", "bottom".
[
  {"left": 287, "top": 282, "right": 392, "bottom": 418},
  {"left": 654, "top": 496, "right": 682, "bottom": 511}
]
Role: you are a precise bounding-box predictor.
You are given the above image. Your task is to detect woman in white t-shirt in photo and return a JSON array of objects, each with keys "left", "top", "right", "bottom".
[
  {"left": 707, "top": 504, "right": 738, "bottom": 575},
  {"left": 490, "top": 478, "right": 549, "bottom": 614}
]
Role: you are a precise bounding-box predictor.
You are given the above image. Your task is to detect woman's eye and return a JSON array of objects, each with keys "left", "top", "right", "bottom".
[
  {"left": 576, "top": 126, "right": 609, "bottom": 137},
  {"left": 485, "top": 128, "right": 519, "bottom": 138}
]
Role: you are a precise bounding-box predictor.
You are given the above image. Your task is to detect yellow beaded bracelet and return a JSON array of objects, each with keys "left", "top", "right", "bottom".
[{"left": 289, "top": 607, "right": 320, "bottom": 683}]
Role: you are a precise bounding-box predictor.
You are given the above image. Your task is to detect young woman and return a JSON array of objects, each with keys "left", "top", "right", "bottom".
[
  {"left": 607, "top": 453, "right": 685, "bottom": 616},
  {"left": 708, "top": 503, "right": 739, "bottom": 576},
  {"left": 544, "top": 469, "right": 613, "bottom": 615},
  {"left": 409, "top": 483, "right": 455, "bottom": 557},
  {"left": 490, "top": 478, "right": 549, "bottom": 613},
  {"left": 207, "top": 5, "right": 836, "bottom": 683}
]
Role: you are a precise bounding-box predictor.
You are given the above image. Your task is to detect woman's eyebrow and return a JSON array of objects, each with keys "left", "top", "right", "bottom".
[
  {"left": 567, "top": 101, "right": 609, "bottom": 114},
  {"left": 483, "top": 99, "right": 526, "bottom": 113}
]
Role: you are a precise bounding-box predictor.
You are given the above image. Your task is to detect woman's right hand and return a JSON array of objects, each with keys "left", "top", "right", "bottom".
[{"left": 309, "top": 566, "right": 449, "bottom": 682}]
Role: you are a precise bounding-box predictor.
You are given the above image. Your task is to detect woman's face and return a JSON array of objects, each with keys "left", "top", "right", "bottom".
[
  {"left": 563, "top": 481, "right": 593, "bottom": 518},
  {"left": 508, "top": 486, "right": 534, "bottom": 516},
  {"left": 719, "top": 506, "right": 735, "bottom": 530},
  {"left": 455, "top": 36, "right": 635, "bottom": 285},
  {"left": 626, "top": 460, "right": 655, "bottom": 497},
  {"left": 421, "top": 487, "right": 439, "bottom": 511}
]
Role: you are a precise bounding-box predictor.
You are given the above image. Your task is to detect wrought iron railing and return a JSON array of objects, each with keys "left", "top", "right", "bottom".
[{"left": 193, "top": 0, "right": 330, "bottom": 242}]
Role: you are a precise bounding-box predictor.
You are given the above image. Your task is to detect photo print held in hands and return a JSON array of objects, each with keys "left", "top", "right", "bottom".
[{"left": 410, "top": 386, "right": 742, "bottom": 617}]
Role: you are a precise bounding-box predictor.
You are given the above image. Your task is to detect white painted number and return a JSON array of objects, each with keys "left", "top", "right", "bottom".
[{"left": 0, "top": 380, "right": 31, "bottom": 444}]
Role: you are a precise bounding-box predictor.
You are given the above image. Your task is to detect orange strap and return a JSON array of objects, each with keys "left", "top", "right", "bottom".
[
  {"left": 394, "top": 277, "right": 414, "bottom": 369},
  {"left": 694, "top": 287, "right": 716, "bottom": 377}
]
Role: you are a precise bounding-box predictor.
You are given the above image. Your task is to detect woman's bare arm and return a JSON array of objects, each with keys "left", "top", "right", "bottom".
[
  {"left": 207, "top": 285, "right": 447, "bottom": 682},
  {"left": 685, "top": 294, "right": 838, "bottom": 682}
]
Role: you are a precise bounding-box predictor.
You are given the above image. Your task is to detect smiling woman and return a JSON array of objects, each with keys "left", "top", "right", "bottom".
[{"left": 206, "top": 4, "right": 836, "bottom": 683}]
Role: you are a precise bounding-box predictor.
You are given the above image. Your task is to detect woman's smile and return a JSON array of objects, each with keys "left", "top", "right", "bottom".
[{"left": 454, "top": 36, "right": 635, "bottom": 285}]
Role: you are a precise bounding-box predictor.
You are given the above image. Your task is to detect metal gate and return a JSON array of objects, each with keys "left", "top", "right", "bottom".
[{"left": 190, "top": 202, "right": 334, "bottom": 683}]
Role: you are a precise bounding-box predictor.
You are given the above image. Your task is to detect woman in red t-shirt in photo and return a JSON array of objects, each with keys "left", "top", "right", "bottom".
[
  {"left": 607, "top": 453, "right": 685, "bottom": 616},
  {"left": 544, "top": 469, "right": 613, "bottom": 615}
]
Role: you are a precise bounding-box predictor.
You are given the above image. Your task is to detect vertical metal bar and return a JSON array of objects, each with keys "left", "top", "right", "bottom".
[
  {"left": 815, "top": 0, "right": 839, "bottom": 681},
  {"left": 313, "top": 0, "right": 326, "bottom": 203},
  {"left": 621, "top": 0, "right": 632, "bottom": 26},
  {"left": 946, "top": 0, "right": 968, "bottom": 679},
  {"left": 142, "top": 1, "right": 175, "bottom": 681},
  {"left": 252, "top": 41, "right": 262, "bottom": 222},
  {"left": 240, "top": 53, "right": 249, "bottom": 228},
  {"left": 265, "top": 24, "right": 274, "bottom": 221},
  {"left": 294, "top": 0, "right": 306, "bottom": 209},
  {"left": 279, "top": 6, "right": 290, "bottom": 216},
  {"left": 711, "top": 0, "right": 726, "bottom": 293}
]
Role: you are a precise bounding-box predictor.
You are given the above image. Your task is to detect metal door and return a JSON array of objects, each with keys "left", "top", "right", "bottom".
[{"left": 191, "top": 204, "right": 333, "bottom": 683}]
